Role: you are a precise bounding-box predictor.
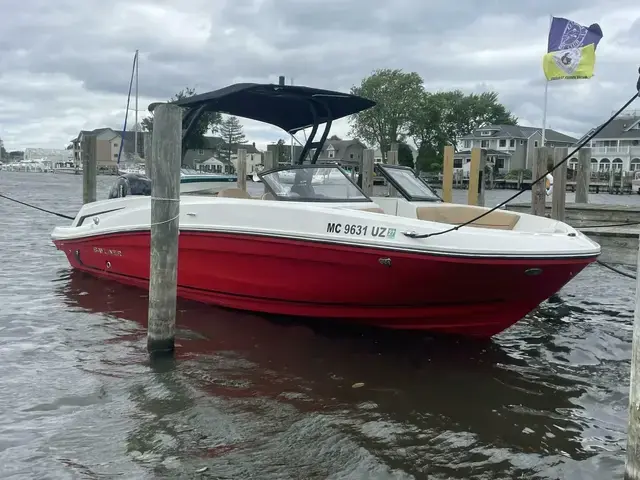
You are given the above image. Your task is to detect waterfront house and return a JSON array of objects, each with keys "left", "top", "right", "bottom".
[
  {"left": 455, "top": 124, "right": 578, "bottom": 174},
  {"left": 572, "top": 110, "right": 640, "bottom": 172}
]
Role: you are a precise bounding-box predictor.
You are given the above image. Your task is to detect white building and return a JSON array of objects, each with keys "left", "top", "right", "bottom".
[{"left": 573, "top": 110, "right": 640, "bottom": 172}]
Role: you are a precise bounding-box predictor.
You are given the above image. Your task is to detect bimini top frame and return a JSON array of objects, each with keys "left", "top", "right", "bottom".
[{"left": 148, "top": 83, "right": 375, "bottom": 165}]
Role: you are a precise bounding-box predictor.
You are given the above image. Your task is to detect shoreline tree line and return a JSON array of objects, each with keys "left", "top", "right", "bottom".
[{"left": 349, "top": 68, "right": 517, "bottom": 172}]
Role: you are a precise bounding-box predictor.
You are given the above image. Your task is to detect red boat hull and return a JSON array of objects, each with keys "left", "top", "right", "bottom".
[{"left": 53, "top": 231, "right": 596, "bottom": 337}]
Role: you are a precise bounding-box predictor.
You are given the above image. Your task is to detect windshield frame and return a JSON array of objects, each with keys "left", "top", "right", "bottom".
[
  {"left": 258, "top": 164, "right": 372, "bottom": 203},
  {"left": 376, "top": 164, "right": 442, "bottom": 202}
]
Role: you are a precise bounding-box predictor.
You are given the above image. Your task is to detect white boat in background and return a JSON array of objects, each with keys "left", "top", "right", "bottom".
[
  {"left": 179, "top": 168, "right": 237, "bottom": 194},
  {"left": 632, "top": 171, "right": 640, "bottom": 194},
  {"left": 54, "top": 162, "right": 81, "bottom": 175},
  {"left": 51, "top": 82, "right": 600, "bottom": 338}
]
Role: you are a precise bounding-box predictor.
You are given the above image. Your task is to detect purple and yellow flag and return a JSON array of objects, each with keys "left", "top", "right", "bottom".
[{"left": 542, "top": 17, "right": 603, "bottom": 81}]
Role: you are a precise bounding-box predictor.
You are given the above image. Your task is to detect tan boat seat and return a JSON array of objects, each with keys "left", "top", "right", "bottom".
[
  {"left": 359, "top": 206, "right": 385, "bottom": 214},
  {"left": 218, "top": 188, "right": 253, "bottom": 199},
  {"left": 415, "top": 205, "right": 519, "bottom": 230}
]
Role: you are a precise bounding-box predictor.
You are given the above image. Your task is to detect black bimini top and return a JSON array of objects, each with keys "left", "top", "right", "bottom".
[{"left": 149, "top": 83, "right": 376, "bottom": 134}]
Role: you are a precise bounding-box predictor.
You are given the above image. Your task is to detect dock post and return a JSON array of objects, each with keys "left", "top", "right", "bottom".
[
  {"left": 143, "top": 132, "right": 152, "bottom": 176},
  {"left": 264, "top": 150, "right": 277, "bottom": 171},
  {"left": 626, "top": 243, "right": 640, "bottom": 479},
  {"left": 551, "top": 147, "right": 568, "bottom": 221},
  {"left": 361, "top": 149, "right": 375, "bottom": 197},
  {"left": 468, "top": 147, "right": 486, "bottom": 206},
  {"left": 531, "top": 147, "right": 548, "bottom": 216},
  {"left": 387, "top": 144, "right": 398, "bottom": 197},
  {"left": 82, "top": 134, "right": 97, "bottom": 204},
  {"left": 576, "top": 147, "right": 591, "bottom": 204},
  {"left": 236, "top": 148, "right": 247, "bottom": 192},
  {"left": 147, "top": 103, "right": 182, "bottom": 357},
  {"left": 442, "top": 145, "right": 454, "bottom": 203}
]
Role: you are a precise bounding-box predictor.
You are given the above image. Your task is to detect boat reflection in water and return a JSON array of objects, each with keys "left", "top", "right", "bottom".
[{"left": 57, "top": 269, "right": 594, "bottom": 479}]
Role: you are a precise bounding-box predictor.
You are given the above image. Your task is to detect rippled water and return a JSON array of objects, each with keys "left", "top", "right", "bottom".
[{"left": 0, "top": 171, "right": 638, "bottom": 479}]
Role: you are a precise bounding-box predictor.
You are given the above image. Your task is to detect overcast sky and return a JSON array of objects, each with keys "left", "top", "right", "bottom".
[{"left": 1, "top": 0, "right": 640, "bottom": 152}]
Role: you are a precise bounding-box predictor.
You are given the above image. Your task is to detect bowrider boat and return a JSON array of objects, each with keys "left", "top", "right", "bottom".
[{"left": 51, "top": 82, "right": 600, "bottom": 338}]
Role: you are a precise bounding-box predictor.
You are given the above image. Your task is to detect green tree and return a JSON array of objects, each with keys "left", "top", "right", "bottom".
[
  {"left": 409, "top": 90, "right": 517, "bottom": 171},
  {"left": 397, "top": 142, "right": 414, "bottom": 167},
  {"left": 219, "top": 116, "right": 246, "bottom": 162},
  {"left": 349, "top": 69, "right": 424, "bottom": 162},
  {"left": 0, "top": 137, "right": 6, "bottom": 161},
  {"left": 141, "top": 87, "right": 222, "bottom": 150},
  {"left": 275, "top": 138, "right": 291, "bottom": 164}
]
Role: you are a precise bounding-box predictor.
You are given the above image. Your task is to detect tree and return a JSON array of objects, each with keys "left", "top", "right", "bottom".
[
  {"left": 349, "top": 69, "right": 424, "bottom": 162},
  {"left": 0, "top": 137, "right": 6, "bottom": 161},
  {"left": 141, "top": 87, "right": 222, "bottom": 150},
  {"left": 397, "top": 142, "right": 414, "bottom": 167},
  {"left": 408, "top": 90, "right": 517, "bottom": 171},
  {"left": 218, "top": 116, "right": 246, "bottom": 162},
  {"left": 275, "top": 139, "right": 291, "bottom": 164}
]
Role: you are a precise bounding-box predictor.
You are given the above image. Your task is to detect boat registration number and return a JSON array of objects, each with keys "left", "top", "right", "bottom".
[
  {"left": 93, "top": 247, "right": 123, "bottom": 256},
  {"left": 326, "top": 222, "right": 396, "bottom": 239}
]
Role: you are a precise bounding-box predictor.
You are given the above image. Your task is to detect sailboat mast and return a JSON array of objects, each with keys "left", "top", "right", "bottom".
[{"left": 134, "top": 50, "right": 139, "bottom": 157}]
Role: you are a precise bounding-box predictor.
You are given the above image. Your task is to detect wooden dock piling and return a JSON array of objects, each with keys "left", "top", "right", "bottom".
[
  {"left": 552, "top": 147, "right": 568, "bottom": 222},
  {"left": 467, "top": 147, "right": 486, "bottom": 206},
  {"left": 236, "top": 148, "right": 247, "bottom": 192},
  {"left": 576, "top": 147, "right": 591, "bottom": 204},
  {"left": 82, "top": 134, "right": 97, "bottom": 204},
  {"left": 531, "top": 147, "right": 548, "bottom": 216},
  {"left": 361, "top": 149, "right": 374, "bottom": 197},
  {"left": 626, "top": 242, "right": 640, "bottom": 479},
  {"left": 143, "top": 132, "right": 152, "bottom": 175},
  {"left": 441, "top": 145, "right": 454, "bottom": 203},
  {"left": 147, "top": 103, "right": 182, "bottom": 356},
  {"left": 387, "top": 144, "right": 398, "bottom": 198}
]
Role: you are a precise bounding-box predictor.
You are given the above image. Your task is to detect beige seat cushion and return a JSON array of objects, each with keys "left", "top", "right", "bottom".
[
  {"left": 416, "top": 205, "right": 519, "bottom": 230},
  {"left": 218, "top": 188, "right": 253, "bottom": 199},
  {"left": 359, "top": 206, "right": 385, "bottom": 214}
]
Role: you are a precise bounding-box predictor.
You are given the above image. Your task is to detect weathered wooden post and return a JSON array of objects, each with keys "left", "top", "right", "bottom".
[
  {"left": 147, "top": 103, "right": 182, "bottom": 356},
  {"left": 387, "top": 144, "right": 398, "bottom": 197},
  {"left": 236, "top": 148, "right": 247, "bottom": 192},
  {"left": 575, "top": 147, "right": 591, "bottom": 204},
  {"left": 531, "top": 147, "right": 548, "bottom": 216},
  {"left": 361, "top": 149, "right": 375, "bottom": 197},
  {"left": 82, "top": 134, "right": 97, "bottom": 204},
  {"left": 442, "top": 145, "right": 454, "bottom": 203},
  {"left": 626, "top": 244, "right": 640, "bottom": 479},
  {"left": 468, "top": 147, "right": 486, "bottom": 206},
  {"left": 143, "top": 132, "right": 152, "bottom": 176},
  {"left": 263, "top": 150, "right": 277, "bottom": 171},
  {"left": 551, "top": 146, "right": 568, "bottom": 221}
]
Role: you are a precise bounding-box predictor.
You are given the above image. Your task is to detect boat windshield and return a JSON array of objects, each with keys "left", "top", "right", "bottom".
[
  {"left": 260, "top": 166, "right": 369, "bottom": 202},
  {"left": 379, "top": 165, "right": 440, "bottom": 202}
]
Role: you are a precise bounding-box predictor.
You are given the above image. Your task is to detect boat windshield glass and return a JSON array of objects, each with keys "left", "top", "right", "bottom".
[
  {"left": 261, "top": 166, "right": 369, "bottom": 202},
  {"left": 382, "top": 166, "right": 440, "bottom": 201}
]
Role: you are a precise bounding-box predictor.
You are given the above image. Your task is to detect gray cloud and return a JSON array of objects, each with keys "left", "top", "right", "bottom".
[{"left": 1, "top": 0, "right": 640, "bottom": 150}]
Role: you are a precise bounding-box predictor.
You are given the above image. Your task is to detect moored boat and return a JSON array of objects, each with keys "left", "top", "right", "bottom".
[{"left": 51, "top": 82, "right": 600, "bottom": 337}]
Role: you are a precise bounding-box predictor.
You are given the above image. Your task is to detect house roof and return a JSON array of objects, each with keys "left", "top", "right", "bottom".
[
  {"left": 580, "top": 116, "right": 640, "bottom": 141},
  {"left": 461, "top": 124, "right": 578, "bottom": 144},
  {"left": 201, "top": 136, "right": 261, "bottom": 154},
  {"left": 316, "top": 138, "right": 367, "bottom": 162}
]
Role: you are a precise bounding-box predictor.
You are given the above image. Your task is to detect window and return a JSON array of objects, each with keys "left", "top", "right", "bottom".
[
  {"left": 481, "top": 140, "right": 488, "bottom": 148},
  {"left": 496, "top": 158, "right": 505, "bottom": 169},
  {"left": 509, "top": 139, "right": 515, "bottom": 148},
  {"left": 198, "top": 149, "right": 204, "bottom": 155},
  {"left": 113, "top": 143, "right": 118, "bottom": 147},
  {"left": 350, "top": 153, "right": 354, "bottom": 158},
  {"left": 328, "top": 150, "right": 335, "bottom": 158},
  {"left": 454, "top": 159, "right": 462, "bottom": 168},
  {"left": 463, "top": 140, "right": 471, "bottom": 149},
  {"left": 480, "top": 130, "right": 491, "bottom": 136},
  {"left": 534, "top": 141, "right": 539, "bottom": 147},
  {"left": 113, "top": 154, "right": 118, "bottom": 158},
  {"left": 520, "top": 140, "right": 524, "bottom": 145},
  {"left": 499, "top": 139, "right": 506, "bottom": 147}
]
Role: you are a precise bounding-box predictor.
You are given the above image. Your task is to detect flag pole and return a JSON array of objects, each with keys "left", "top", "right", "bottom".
[{"left": 541, "top": 15, "right": 553, "bottom": 147}]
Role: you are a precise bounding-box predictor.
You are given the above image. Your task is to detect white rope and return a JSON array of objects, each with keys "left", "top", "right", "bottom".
[
  {"left": 149, "top": 197, "right": 181, "bottom": 226},
  {"left": 149, "top": 213, "right": 181, "bottom": 226}
]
